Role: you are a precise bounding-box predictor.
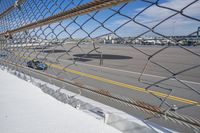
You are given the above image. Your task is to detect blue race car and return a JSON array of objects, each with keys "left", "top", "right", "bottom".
[
  {"left": 27, "top": 60, "right": 48, "bottom": 70},
  {"left": 0, "top": 51, "right": 8, "bottom": 59}
]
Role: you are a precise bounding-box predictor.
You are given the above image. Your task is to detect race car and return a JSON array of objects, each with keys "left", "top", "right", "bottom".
[
  {"left": 0, "top": 51, "right": 9, "bottom": 59},
  {"left": 27, "top": 60, "right": 48, "bottom": 70}
]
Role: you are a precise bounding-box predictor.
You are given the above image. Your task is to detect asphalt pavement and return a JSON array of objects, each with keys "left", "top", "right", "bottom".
[{"left": 7, "top": 44, "right": 200, "bottom": 120}]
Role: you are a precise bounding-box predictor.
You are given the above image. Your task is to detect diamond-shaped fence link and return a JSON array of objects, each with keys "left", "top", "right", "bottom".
[
  {"left": 0, "top": 0, "right": 16, "bottom": 14},
  {"left": 0, "top": 0, "right": 200, "bottom": 132}
]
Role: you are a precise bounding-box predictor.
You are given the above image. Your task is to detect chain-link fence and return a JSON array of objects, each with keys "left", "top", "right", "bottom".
[{"left": 0, "top": 0, "right": 200, "bottom": 132}]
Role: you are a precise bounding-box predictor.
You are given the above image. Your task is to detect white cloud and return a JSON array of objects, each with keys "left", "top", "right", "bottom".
[
  {"left": 114, "top": 0, "right": 200, "bottom": 36},
  {"left": 137, "top": 0, "right": 199, "bottom": 23}
]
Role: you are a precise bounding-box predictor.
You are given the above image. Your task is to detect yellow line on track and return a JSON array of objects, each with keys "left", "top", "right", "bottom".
[{"left": 17, "top": 54, "right": 200, "bottom": 105}]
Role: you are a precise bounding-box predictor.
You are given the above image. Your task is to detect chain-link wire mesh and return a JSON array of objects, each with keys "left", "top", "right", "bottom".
[
  {"left": 0, "top": 0, "right": 16, "bottom": 14},
  {"left": 0, "top": 0, "right": 200, "bottom": 132}
]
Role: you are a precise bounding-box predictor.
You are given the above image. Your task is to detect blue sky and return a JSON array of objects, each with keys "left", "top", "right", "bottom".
[
  {"left": 0, "top": 0, "right": 15, "bottom": 13},
  {"left": 0, "top": 0, "right": 200, "bottom": 38}
]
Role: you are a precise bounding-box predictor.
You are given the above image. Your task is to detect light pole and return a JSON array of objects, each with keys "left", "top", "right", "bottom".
[
  {"left": 197, "top": 27, "right": 200, "bottom": 43},
  {"left": 172, "top": 20, "right": 176, "bottom": 38}
]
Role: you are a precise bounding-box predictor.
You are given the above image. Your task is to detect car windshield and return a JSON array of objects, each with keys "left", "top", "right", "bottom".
[{"left": 34, "top": 61, "right": 40, "bottom": 64}]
